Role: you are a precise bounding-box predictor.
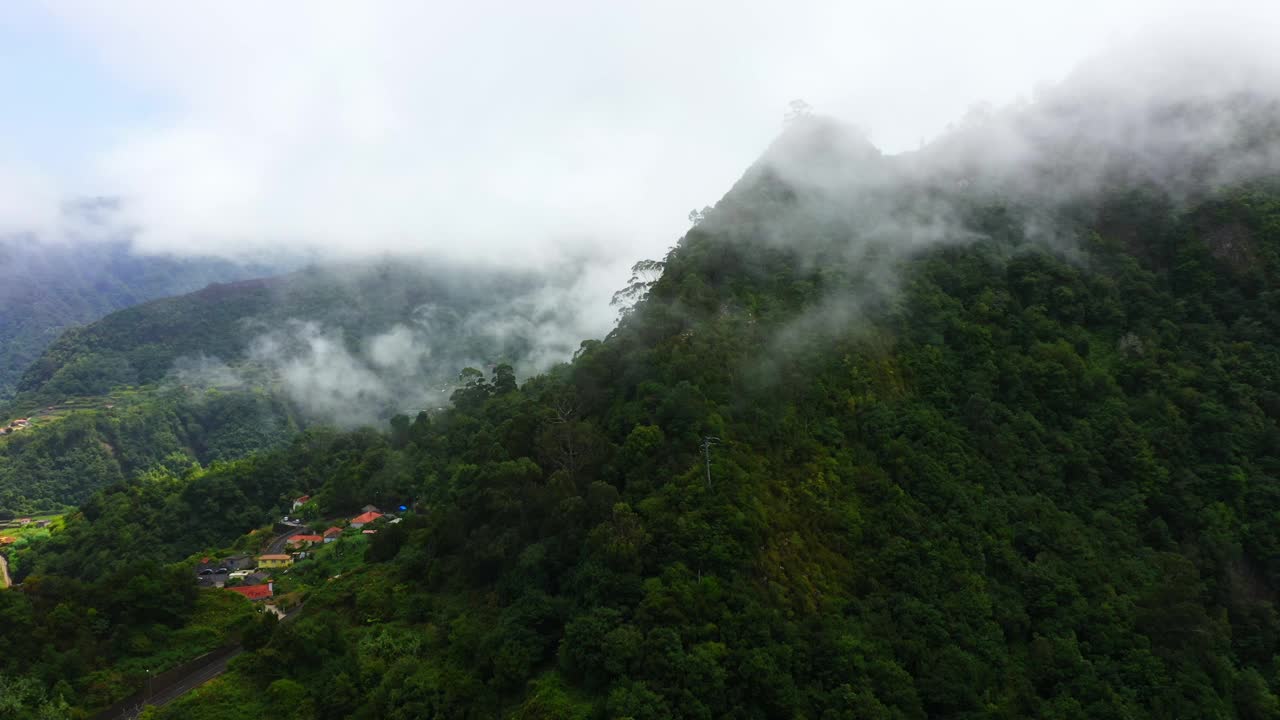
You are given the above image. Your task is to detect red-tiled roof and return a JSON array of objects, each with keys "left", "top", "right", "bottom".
[
  {"left": 226, "top": 584, "right": 273, "bottom": 601},
  {"left": 288, "top": 534, "right": 323, "bottom": 544},
  {"left": 295, "top": 495, "right": 311, "bottom": 503},
  {"left": 323, "top": 526, "right": 342, "bottom": 537},
  {"left": 350, "top": 511, "right": 383, "bottom": 525}
]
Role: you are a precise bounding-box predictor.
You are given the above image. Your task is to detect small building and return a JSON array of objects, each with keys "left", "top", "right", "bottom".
[
  {"left": 287, "top": 534, "right": 323, "bottom": 547},
  {"left": 362, "top": 529, "right": 377, "bottom": 535},
  {"left": 227, "top": 583, "right": 273, "bottom": 601},
  {"left": 292, "top": 495, "right": 311, "bottom": 511},
  {"left": 388, "top": 517, "right": 403, "bottom": 525},
  {"left": 361, "top": 504, "right": 381, "bottom": 515},
  {"left": 225, "top": 555, "right": 254, "bottom": 571},
  {"left": 258, "top": 554, "right": 293, "bottom": 569},
  {"left": 349, "top": 511, "right": 383, "bottom": 529},
  {"left": 323, "top": 526, "right": 342, "bottom": 543},
  {"left": 15, "top": 518, "right": 31, "bottom": 526},
  {"left": 0, "top": 536, "right": 16, "bottom": 545}
]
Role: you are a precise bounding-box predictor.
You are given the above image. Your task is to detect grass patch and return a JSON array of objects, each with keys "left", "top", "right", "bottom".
[{"left": 151, "top": 672, "right": 270, "bottom": 720}]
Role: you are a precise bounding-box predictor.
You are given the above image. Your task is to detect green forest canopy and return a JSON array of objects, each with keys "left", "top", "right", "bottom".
[{"left": 6, "top": 111, "right": 1280, "bottom": 718}]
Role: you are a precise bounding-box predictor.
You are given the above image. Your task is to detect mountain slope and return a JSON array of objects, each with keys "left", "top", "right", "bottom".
[
  {"left": 11, "top": 260, "right": 604, "bottom": 418},
  {"left": 10, "top": 101, "right": 1280, "bottom": 719},
  {"left": 0, "top": 219, "right": 276, "bottom": 399},
  {"left": 0, "top": 260, "right": 609, "bottom": 514}
]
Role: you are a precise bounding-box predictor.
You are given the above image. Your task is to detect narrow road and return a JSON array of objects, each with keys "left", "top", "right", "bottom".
[
  {"left": 267, "top": 524, "right": 304, "bottom": 554},
  {"left": 93, "top": 603, "right": 306, "bottom": 719},
  {"left": 136, "top": 647, "right": 242, "bottom": 712},
  {"left": 0, "top": 553, "right": 10, "bottom": 589}
]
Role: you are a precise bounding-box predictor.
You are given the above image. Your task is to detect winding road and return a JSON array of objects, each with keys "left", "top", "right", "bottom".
[
  {"left": 267, "top": 524, "right": 304, "bottom": 554},
  {"left": 0, "top": 553, "right": 10, "bottom": 589}
]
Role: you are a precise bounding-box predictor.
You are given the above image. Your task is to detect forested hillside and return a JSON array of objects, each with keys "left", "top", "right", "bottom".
[
  {"left": 0, "top": 429, "right": 368, "bottom": 713},
  {"left": 7, "top": 84, "right": 1280, "bottom": 719},
  {"left": 0, "top": 260, "right": 605, "bottom": 513},
  {"left": 14, "top": 265, "right": 506, "bottom": 401},
  {"left": 0, "top": 206, "right": 275, "bottom": 399},
  {"left": 0, "top": 389, "right": 299, "bottom": 514}
]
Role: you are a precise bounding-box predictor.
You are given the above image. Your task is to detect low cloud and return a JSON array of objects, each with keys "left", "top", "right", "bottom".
[
  {"left": 166, "top": 354, "right": 245, "bottom": 391},
  {"left": 696, "top": 26, "right": 1280, "bottom": 385},
  {"left": 162, "top": 257, "right": 625, "bottom": 427},
  {"left": 4, "top": 1, "right": 1273, "bottom": 270},
  {"left": 252, "top": 322, "right": 400, "bottom": 424}
]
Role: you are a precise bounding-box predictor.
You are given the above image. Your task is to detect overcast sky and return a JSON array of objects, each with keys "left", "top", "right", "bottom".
[{"left": 1, "top": 1, "right": 1276, "bottom": 266}]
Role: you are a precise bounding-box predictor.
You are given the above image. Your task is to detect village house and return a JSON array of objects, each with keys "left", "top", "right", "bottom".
[
  {"left": 361, "top": 504, "right": 381, "bottom": 515},
  {"left": 226, "top": 583, "right": 273, "bottom": 601},
  {"left": 349, "top": 511, "right": 383, "bottom": 529},
  {"left": 291, "top": 495, "right": 311, "bottom": 511},
  {"left": 287, "top": 534, "right": 323, "bottom": 547},
  {"left": 0, "top": 536, "right": 16, "bottom": 545},
  {"left": 225, "top": 555, "right": 254, "bottom": 571},
  {"left": 258, "top": 554, "right": 293, "bottom": 569},
  {"left": 323, "top": 526, "right": 342, "bottom": 543}
]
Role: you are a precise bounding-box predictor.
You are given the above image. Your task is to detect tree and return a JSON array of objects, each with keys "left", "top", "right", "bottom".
[
  {"left": 784, "top": 98, "right": 813, "bottom": 124},
  {"left": 492, "top": 364, "right": 518, "bottom": 395}
]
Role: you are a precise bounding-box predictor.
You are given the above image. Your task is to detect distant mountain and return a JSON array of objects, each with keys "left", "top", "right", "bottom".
[
  {"left": 0, "top": 259, "right": 610, "bottom": 513},
  {"left": 11, "top": 259, "right": 608, "bottom": 421},
  {"left": 0, "top": 213, "right": 277, "bottom": 399}
]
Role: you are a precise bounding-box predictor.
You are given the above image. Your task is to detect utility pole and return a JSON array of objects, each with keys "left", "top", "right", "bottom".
[{"left": 701, "top": 436, "right": 720, "bottom": 489}]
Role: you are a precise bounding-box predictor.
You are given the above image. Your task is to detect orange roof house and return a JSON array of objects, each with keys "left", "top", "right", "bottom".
[
  {"left": 323, "top": 527, "right": 342, "bottom": 542},
  {"left": 349, "top": 511, "right": 383, "bottom": 528},
  {"left": 226, "top": 583, "right": 273, "bottom": 601},
  {"left": 0, "top": 536, "right": 16, "bottom": 545},
  {"left": 287, "top": 534, "right": 323, "bottom": 546}
]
